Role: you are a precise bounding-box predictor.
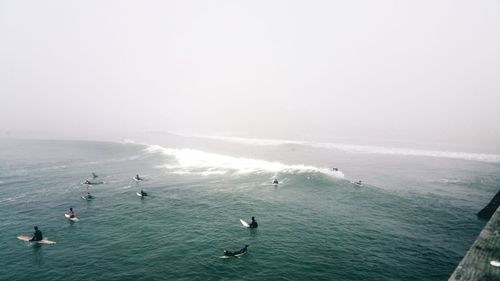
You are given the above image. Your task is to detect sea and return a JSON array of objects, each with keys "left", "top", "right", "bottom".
[{"left": 0, "top": 133, "right": 499, "bottom": 281}]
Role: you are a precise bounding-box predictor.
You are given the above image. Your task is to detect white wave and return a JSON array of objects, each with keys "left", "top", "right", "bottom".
[
  {"left": 144, "top": 145, "right": 344, "bottom": 178},
  {"left": 197, "top": 135, "right": 500, "bottom": 163}
]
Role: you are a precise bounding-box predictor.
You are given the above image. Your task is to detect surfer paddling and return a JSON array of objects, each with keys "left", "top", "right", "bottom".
[
  {"left": 135, "top": 174, "right": 143, "bottom": 181},
  {"left": 84, "top": 192, "right": 94, "bottom": 199},
  {"left": 223, "top": 245, "right": 249, "bottom": 257},
  {"left": 30, "top": 226, "right": 43, "bottom": 242}
]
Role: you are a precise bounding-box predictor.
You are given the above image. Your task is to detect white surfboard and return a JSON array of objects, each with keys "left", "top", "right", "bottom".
[
  {"left": 136, "top": 192, "right": 144, "bottom": 197},
  {"left": 219, "top": 252, "right": 247, "bottom": 259},
  {"left": 240, "top": 219, "right": 250, "bottom": 228},
  {"left": 65, "top": 214, "right": 79, "bottom": 222},
  {"left": 491, "top": 260, "right": 500, "bottom": 267},
  {"left": 17, "top": 235, "right": 56, "bottom": 245}
]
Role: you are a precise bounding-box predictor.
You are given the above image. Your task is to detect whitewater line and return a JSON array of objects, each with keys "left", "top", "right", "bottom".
[{"left": 193, "top": 135, "right": 500, "bottom": 164}]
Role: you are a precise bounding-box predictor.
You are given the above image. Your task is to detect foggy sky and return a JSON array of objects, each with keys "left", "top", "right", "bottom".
[{"left": 1, "top": 0, "right": 499, "bottom": 147}]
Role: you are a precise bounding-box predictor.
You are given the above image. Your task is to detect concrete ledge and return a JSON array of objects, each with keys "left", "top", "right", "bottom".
[{"left": 449, "top": 206, "right": 500, "bottom": 281}]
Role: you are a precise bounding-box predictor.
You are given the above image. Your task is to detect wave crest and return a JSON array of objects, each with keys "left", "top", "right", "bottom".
[{"left": 144, "top": 145, "right": 345, "bottom": 178}]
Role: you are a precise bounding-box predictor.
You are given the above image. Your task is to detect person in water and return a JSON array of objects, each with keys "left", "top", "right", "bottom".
[
  {"left": 332, "top": 167, "right": 338, "bottom": 171},
  {"left": 356, "top": 180, "right": 362, "bottom": 185},
  {"left": 30, "top": 226, "right": 43, "bottom": 242},
  {"left": 68, "top": 207, "right": 75, "bottom": 218},
  {"left": 92, "top": 172, "right": 98, "bottom": 179},
  {"left": 135, "top": 174, "right": 142, "bottom": 181},
  {"left": 140, "top": 189, "right": 148, "bottom": 196},
  {"left": 84, "top": 179, "right": 91, "bottom": 185},
  {"left": 86, "top": 192, "right": 94, "bottom": 199},
  {"left": 249, "top": 216, "right": 258, "bottom": 228},
  {"left": 224, "top": 245, "right": 249, "bottom": 256},
  {"left": 273, "top": 179, "right": 279, "bottom": 184}
]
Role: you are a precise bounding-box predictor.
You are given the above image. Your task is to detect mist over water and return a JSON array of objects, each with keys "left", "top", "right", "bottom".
[
  {"left": 1, "top": 1, "right": 499, "bottom": 147},
  {"left": 1, "top": 0, "right": 499, "bottom": 280}
]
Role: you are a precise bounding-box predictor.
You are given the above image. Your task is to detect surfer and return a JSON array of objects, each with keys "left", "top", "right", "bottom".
[
  {"left": 355, "top": 180, "right": 362, "bottom": 185},
  {"left": 30, "top": 226, "right": 43, "bottom": 242},
  {"left": 85, "top": 192, "right": 94, "bottom": 199},
  {"left": 92, "top": 172, "right": 98, "bottom": 179},
  {"left": 223, "top": 245, "right": 249, "bottom": 256},
  {"left": 135, "top": 174, "right": 143, "bottom": 181},
  {"left": 273, "top": 179, "right": 279, "bottom": 185},
  {"left": 140, "top": 189, "right": 148, "bottom": 196},
  {"left": 332, "top": 167, "right": 338, "bottom": 171},
  {"left": 84, "top": 179, "right": 91, "bottom": 185},
  {"left": 68, "top": 207, "right": 76, "bottom": 218},
  {"left": 249, "top": 216, "right": 258, "bottom": 228}
]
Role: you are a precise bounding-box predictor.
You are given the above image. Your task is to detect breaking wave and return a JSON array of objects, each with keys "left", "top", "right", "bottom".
[{"left": 144, "top": 145, "right": 345, "bottom": 178}]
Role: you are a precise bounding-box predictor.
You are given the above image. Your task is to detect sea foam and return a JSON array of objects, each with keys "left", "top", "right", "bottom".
[{"left": 144, "top": 145, "right": 344, "bottom": 178}]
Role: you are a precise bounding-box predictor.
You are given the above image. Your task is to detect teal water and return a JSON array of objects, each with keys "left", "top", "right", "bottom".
[{"left": 0, "top": 137, "right": 499, "bottom": 281}]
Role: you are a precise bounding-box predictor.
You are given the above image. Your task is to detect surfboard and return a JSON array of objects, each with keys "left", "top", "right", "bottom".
[
  {"left": 219, "top": 252, "right": 246, "bottom": 259},
  {"left": 133, "top": 177, "right": 143, "bottom": 182},
  {"left": 491, "top": 260, "right": 500, "bottom": 267},
  {"left": 83, "top": 181, "right": 104, "bottom": 185},
  {"left": 240, "top": 219, "right": 250, "bottom": 228},
  {"left": 17, "top": 235, "right": 56, "bottom": 245},
  {"left": 65, "top": 214, "right": 79, "bottom": 222},
  {"left": 82, "top": 196, "right": 94, "bottom": 200},
  {"left": 136, "top": 192, "right": 144, "bottom": 197}
]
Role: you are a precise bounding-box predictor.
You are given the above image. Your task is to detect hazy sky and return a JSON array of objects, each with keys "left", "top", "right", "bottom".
[{"left": 1, "top": 0, "right": 499, "bottom": 147}]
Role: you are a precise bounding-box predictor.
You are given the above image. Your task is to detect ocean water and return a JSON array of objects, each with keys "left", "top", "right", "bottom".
[{"left": 0, "top": 136, "right": 499, "bottom": 281}]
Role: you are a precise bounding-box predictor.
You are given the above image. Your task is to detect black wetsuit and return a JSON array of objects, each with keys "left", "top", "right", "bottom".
[
  {"left": 225, "top": 246, "right": 248, "bottom": 256},
  {"left": 249, "top": 220, "right": 258, "bottom": 228},
  {"left": 31, "top": 230, "right": 43, "bottom": 241},
  {"left": 234, "top": 246, "right": 248, "bottom": 255}
]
